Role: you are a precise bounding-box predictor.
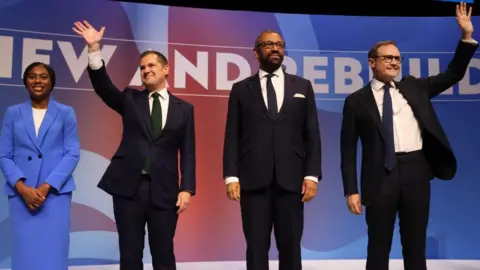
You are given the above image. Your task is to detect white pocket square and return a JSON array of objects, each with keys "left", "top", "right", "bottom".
[{"left": 293, "top": 93, "right": 305, "bottom": 98}]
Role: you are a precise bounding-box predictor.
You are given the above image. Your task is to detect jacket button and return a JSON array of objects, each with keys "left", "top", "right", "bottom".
[
  {"left": 27, "top": 156, "right": 32, "bottom": 161},
  {"left": 38, "top": 154, "right": 42, "bottom": 159}
]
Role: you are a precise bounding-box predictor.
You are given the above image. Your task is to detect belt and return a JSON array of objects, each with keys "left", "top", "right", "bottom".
[{"left": 395, "top": 150, "right": 422, "bottom": 157}]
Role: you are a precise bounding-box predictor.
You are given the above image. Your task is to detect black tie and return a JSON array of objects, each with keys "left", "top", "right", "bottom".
[
  {"left": 144, "top": 92, "right": 163, "bottom": 173},
  {"left": 382, "top": 84, "right": 396, "bottom": 171},
  {"left": 266, "top": 73, "right": 278, "bottom": 118}
]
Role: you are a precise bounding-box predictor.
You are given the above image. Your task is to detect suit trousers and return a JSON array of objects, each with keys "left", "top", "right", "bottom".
[
  {"left": 365, "top": 150, "right": 431, "bottom": 270},
  {"left": 240, "top": 175, "right": 304, "bottom": 270},
  {"left": 113, "top": 175, "right": 178, "bottom": 270}
]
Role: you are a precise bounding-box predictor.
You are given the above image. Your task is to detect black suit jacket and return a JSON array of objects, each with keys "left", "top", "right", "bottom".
[
  {"left": 223, "top": 72, "right": 322, "bottom": 193},
  {"left": 87, "top": 65, "right": 196, "bottom": 209},
  {"left": 340, "top": 40, "right": 478, "bottom": 206}
]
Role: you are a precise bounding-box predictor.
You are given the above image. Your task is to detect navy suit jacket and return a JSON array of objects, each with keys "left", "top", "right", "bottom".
[
  {"left": 223, "top": 72, "right": 322, "bottom": 192},
  {"left": 0, "top": 100, "right": 80, "bottom": 195},
  {"left": 87, "top": 65, "right": 196, "bottom": 209},
  {"left": 340, "top": 40, "right": 478, "bottom": 205}
]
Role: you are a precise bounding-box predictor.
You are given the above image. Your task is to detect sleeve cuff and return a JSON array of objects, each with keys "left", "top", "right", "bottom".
[
  {"left": 304, "top": 176, "right": 318, "bottom": 183},
  {"left": 88, "top": 50, "right": 104, "bottom": 70},
  {"left": 7, "top": 173, "right": 25, "bottom": 188},
  {"left": 461, "top": 38, "right": 478, "bottom": 45},
  {"left": 225, "top": 176, "right": 239, "bottom": 185}
]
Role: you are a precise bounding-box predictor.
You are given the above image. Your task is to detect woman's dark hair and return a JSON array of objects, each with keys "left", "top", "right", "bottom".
[{"left": 22, "top": 62, "right": 56, "bottom": 90}]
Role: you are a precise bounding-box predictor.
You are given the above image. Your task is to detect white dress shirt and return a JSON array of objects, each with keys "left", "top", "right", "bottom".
[
  {"left": 225, "top": 67, "right": 318, "bottom": 185},
  {"left": 370, "top": 78, "right": 422, "bottom": 152}
]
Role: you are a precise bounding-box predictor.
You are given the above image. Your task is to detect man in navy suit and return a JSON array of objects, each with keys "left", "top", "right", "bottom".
[
  {"left": 223, "top": 30, "right": 322, "bottom": 270},
  {"left": 73, "top": 21, "right": 196, "bottom": 270},
  {"left": 340, "top": 3, "right": 477, "bottom": 269}
]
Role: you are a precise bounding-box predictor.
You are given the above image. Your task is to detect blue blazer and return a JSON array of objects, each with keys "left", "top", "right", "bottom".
[{"left": 0, "top": 99, "right": 80, "bottom": 196}]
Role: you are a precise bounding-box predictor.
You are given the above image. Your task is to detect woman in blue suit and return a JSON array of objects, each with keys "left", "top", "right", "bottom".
[{"left": 0, "top": 62, "right": 80, "bottom": 270}]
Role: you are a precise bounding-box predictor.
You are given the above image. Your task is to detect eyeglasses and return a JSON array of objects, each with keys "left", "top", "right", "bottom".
[
  {"left": 256, "top": 41, "right": 285, "bottom": 49},
  {"left": 375, "top": 55, "right": 404, "bottom": 63}
]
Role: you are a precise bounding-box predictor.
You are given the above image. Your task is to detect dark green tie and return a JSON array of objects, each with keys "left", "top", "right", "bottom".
[
  {"left": 150, "top": 92, "right": 163, "bottom": 138},
  {"left": 144, "top": 92, "right": 163, "bottom": 173}
]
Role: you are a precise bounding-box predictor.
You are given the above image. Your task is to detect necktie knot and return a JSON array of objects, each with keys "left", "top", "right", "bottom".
[
  {"left": 384, "top": 84, "right": 390, "bottom": 92},
  {"left": 266, "top": 73, "right": 275, "bottom": 79},
  {"left": 151, "top": 92, "right": 160, "bottom": 99}
]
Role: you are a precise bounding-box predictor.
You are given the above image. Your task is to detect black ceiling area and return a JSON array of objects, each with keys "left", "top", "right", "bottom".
[{"left": 110, "top": 0, "right": 480, "bottom": 17}]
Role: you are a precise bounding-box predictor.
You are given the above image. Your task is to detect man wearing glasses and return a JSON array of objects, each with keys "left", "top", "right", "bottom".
[
  {"left": 223, "top": 30, "right": 322, "bottom": 270},
  {"left": 340, "top": 3, "right": 477, "bottom": 269}
]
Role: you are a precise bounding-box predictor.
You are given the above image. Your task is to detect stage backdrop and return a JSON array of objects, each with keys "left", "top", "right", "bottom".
[{"left": 0, "top": 0, "right": 479, "bottom": 267}]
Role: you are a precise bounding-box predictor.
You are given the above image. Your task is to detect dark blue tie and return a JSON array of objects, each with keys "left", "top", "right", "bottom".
[
  {"left": 382, "top": 84, "right": 397, "bottom": 171},
  {"left": 266, "top": 73, "right": 278, "bottom": 118}
]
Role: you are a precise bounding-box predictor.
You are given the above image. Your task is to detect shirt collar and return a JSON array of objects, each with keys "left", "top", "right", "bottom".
[
  {"left": 258, "top": 66, "right": 284, "bottom": 79},
  {"left": 148, "top": 88, "right": 168, "bottom": 99},
  {"left": 371, "top": 78, "right": 396, "bottom": 92}
]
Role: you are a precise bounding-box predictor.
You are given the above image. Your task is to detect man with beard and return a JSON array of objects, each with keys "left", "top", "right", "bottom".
[
  {"left": 223, "top": 30, "right": 322, "bottom": 270},
  {"left": 340, "top": 3, "right": 477, "bottom": 269}
]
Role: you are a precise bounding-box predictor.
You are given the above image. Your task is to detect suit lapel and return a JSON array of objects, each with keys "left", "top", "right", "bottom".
[
  {"left": 20, "top": 101, "right": 40, "bottom": 151},
  {"left": 155, "top": 93, "right": 181, "bottom": 141},
  {"left": 247, "top": 74, "right": 270, "bottom": 122},
  {"left": 276, "top": 73, "right": 295, "bottom": 123},
  {"left": 396, "top": 82, "right": 419, "bottom": 114},
  {"left": 37, "top": 100, "right": 59, "bottom": 146},
  {"left": 134, "top": 90, "right": 153, "bottom": 139},
  {"left": 359, "top": 85, "right": 385, "bottom": 141}
]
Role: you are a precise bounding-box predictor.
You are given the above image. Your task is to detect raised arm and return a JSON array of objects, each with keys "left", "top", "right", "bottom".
[
  {"left": 421, "top": 3, "right": 478, "bottom": 98},
  {"left": 73, "top": 20, "right": 125, "bottom": 114}
]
